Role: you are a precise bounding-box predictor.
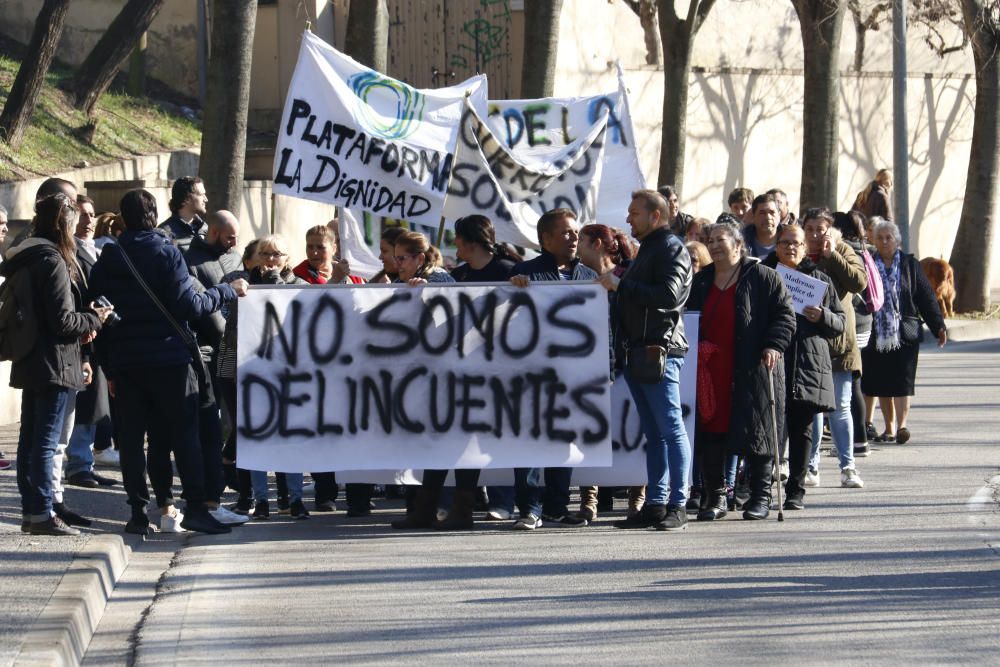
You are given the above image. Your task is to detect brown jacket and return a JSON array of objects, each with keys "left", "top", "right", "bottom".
[{"left": 815, "top": 236, "right": 867, "bottom": 373}]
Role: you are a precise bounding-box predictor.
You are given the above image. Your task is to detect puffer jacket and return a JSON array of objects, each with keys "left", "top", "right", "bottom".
[
  {"left": 1, "top": 238, "right": 100, "bottom": 390},
  {"left": 88, "top": 229, "right": 236, "bottom": 373},
  {"left": 763, "top": 254, "right": 845, "bottom": 413},
  {"left": 687, "top": 257, "right": 796, "bottom": 457},
  {"left": 813, "top": 234, "right": 866, "bottom": 372},
  {"left": 615, "top": 226, "right": 692, "bottom": 356}
]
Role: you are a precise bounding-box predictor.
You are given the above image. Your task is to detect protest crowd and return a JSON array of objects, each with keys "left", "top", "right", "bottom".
[{"left": 0, "top": 167, "right": 950, "bottom": 536}]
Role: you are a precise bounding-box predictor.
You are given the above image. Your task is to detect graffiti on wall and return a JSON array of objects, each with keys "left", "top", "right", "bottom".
[{"left": 449, "top": 0, "right": 512, "bottom": 72}]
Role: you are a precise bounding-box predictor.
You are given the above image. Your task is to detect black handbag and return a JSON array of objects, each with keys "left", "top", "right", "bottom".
[
  {"left": 117, "top": 244, "right": 216, "bottom": 407},
  {"left": 625, "top": 308, "right": 667, "bottom": 383},
  {"left": 900, "top": 315, "right": 923, "bottom": 344}
]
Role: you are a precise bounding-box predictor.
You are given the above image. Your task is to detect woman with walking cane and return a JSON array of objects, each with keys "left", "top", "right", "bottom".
[{"left": 686, "top": 221, "right": 795, "bottom": 521}]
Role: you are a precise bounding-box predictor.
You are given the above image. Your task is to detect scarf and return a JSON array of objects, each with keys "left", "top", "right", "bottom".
[{"left": 874, "top": 249, "right": 902, "bottom": 351}]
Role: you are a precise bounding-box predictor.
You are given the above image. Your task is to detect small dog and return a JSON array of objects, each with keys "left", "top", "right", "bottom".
[{"left": 919, "top": 257, "right": 956, "bottom": 318}]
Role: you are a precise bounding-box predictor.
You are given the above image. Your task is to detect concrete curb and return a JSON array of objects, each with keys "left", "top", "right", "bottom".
[
  {"left": 946, "top": 318, "right": 1000, "bottom": 343},
  {"left": 14, "top": 534, "right": 139, "bottom": 666}
]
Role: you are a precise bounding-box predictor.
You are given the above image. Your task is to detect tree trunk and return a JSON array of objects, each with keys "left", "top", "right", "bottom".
[
  {"left": 199, "top": 0, "right": 258, "bottom": 218},
  {"left": 345, "top": 0, "right": 389, "bottom": 71},
  {"left": 521, "top": 0, "right": 564, "bottom": 97},
  {"left": 656, "top": 0, "right": 715, "bottom": 197},
  {"left": 0, "top": 0, "right": 71, "bottom": 149},
  {"left": 792, "top": 0, "right": 847, "bottom": 212},
  {"left": 949, "top": 0, "right": 1000, "bottom": 312},
  {"left": 71, "top": 0, "right": 165, "bottom": 115}
]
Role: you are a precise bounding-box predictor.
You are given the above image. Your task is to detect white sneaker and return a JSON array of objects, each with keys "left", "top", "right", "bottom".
[
  {"left": 841, "top": 468, "right": 864, "bottom": 489},
  {"left": 513, "top": 514, "right": 542, "bottom": 530},
  {"left": 804, "top": 470, "right": 820, "bottom": 487},
  {"left": 210, "top": 505, "right": 251, "bottom": 525},
  {"left": 93, "top": 448, "right": 120, "bottom": 467},
  {"left": 436, "top": 508, "right": 449, "bottom": 522},
  {"left": 160, "top": 509, "right": 187, "bottom": 533},
  {"left": 485, "top": 508, "right": 511, "bottom": 521}
]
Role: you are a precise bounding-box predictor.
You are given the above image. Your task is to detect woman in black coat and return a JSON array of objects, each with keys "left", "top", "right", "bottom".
[
  {"left": 763, "top": 225, "right": 845, "bottom": 510},
  {"left": 686, "top": 221, "right": 796, "bottom": 521},
  {"left": 0, "top": 193, "right": 111, "bottom": 535},
  {"left": 861, "top": 219, "right": 946, "bottom": 444}
]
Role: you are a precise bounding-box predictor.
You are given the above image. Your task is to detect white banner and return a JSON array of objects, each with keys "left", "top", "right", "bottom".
[
  {"left": 338, "top": 209, "right": 381, "bottom": 280},
  {"left": 272, "top": 31, "right": 488, "bottom": 225},
  {"left": 442, "top": 99, "right": 609, "bottom": 248},
  {"left": 339, "top": 313, "right": 698, "bottom": 487},
  {"left": 484, "top": 69, "right": 645, "bottom": 234},
  {"left": 236, "top": 283, "right": 612, "bottom": 472}
]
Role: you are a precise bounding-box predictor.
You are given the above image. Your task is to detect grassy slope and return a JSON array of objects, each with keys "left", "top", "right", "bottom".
[{"left": 0, "top": 54, "right": 200, "bottom": 182}]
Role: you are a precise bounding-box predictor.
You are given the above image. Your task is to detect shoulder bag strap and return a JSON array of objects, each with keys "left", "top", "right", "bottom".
[{"left": 116, "top": 244, "right": 199, "bottom": 354}]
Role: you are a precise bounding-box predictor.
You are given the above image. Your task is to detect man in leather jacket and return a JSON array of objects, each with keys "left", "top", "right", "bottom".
[{"left": 598, "top": 189, "right": 693, "bottom": 532}]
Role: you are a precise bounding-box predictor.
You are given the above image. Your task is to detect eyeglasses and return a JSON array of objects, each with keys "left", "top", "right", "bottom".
[
  {"left": 394, "top": 254, "right": 419, "bottom": 263},
  {"left": 259, "top": 252, "right": 287, "bottom": 260},
  {"left": 777, "top": 240, "right": 805, "bottom": 248}
]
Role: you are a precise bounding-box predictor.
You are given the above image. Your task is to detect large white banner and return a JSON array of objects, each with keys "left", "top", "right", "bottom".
[
  {"left": 442, "top": 99, "right": 609, "bottom": 248},
  {"left": 236, "top": 283, "right": 612, "bottom": 472},
  {"left": 273, "top": 31, "right": 488, "bottom": 225},
  {"left": 338, "top": 313, "right": 698, "bottom": 487},
  {"left": 484, "top": 70, "right": 645, "bottom": 234}
]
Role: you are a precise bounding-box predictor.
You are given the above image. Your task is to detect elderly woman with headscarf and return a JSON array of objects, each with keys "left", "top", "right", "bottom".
[{"left": 861, "top": 219, "right": 946, "bottom": 445}]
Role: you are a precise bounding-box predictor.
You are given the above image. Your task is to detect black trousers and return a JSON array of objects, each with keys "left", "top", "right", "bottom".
[
  {"left": 785, "top": 404, "right": 816, "bottom": 502},
  {"left": 696, "top": 431, "right": 728, "bottom": 500},
  {"left": 114, "top": 364, "right": 204, "bottom": 512},
  {"left": 422, "top": 469, "right": 481, "bottom": 493},
  {"left": 850, "top": 372, "right": 867, "bottom": 444}
]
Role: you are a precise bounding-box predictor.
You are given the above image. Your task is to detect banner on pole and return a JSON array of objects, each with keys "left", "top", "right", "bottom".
[
  {"left": 272, "top": 31, "right": 488, "bottom": 225},
  {"left": 236, "top": 282, "right": 613, "bottom": 472},
  {"left": 442, "top": 99, "right": 609, "bottom": 247}
]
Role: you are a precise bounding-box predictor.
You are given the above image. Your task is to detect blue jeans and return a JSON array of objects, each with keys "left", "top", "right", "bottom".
[
  {"left": 251, "top": 470, "right": 304, "bottom": 503},
  {"left": 626, "top": 357, "right": 691, "bottom": 507},
  {"left": 16, "top": 386, "right": 71, "bottom": 521},
  {"left": 488, "top": 486, "right": 515, "bottom": 513},
  {"left": 514, "top": 467, "right": 572, "bottom": 518},
  {"left": 66, "top": 423, "right": 96, "bottom": 478},
  {"left": 809, "top": 370, "right": 855, "bottom": 472}
]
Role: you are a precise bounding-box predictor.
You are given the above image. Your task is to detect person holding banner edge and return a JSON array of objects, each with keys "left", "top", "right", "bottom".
[
  {"left": 509, "top": 208, "right": 597, "bottom": 530},
  {"left": 598, "top": 190, "right": 693, "bottom": 532}
]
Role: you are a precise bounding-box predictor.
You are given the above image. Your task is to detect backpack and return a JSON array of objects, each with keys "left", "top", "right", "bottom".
[
  {"left": 0, "top": 269, "right": 39, "bottom": 362},
  {"left": 859, "top": 246, "right": 884, "bottom": 314}
]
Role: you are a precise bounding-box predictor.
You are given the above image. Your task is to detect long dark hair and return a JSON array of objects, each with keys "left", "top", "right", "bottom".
[
  {"left": 454, "top": 215, "right": 520, "bottom": 262},
  {"left": 33, "top": 193, "right": 79, "bottom": 282},
  {"left": 580, "top": 223, "right": 635, "bottom": 266}
]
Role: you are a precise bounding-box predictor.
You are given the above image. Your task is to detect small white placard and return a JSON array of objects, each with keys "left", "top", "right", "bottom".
[{"left": 776, "top": 264, "right": 827, "bottom": 314}]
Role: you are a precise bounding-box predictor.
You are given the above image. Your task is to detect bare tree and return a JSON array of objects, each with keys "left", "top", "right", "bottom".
[
  {"left": 0, "top": 0, "right": 71, "bottom": 149},
  {"left": 949, "top": 0, "right": 1000, "bottom": 311},
  {"left": 791, "top": 0, "right": 848, "bottom": 211},
  {"left": 345, "top": 0, "right": 389, "bottom": 71},
  {"left": 199, "top": 0, "right": 258, "bottom": 218},
  {"left": 521, "top": 0, "right": 565, "bottom": 97},
  {"left": 848, "top": 0, "right": 891, "bottom": 71},
  {"left": 656, "top": 0, "right": 716, "bottom": 196},
  {"left": 70, "top": 0, "right": 166, "bottom": 115},
  {"left": 625, "top": 0, "right": 662, "bottom": 65}
]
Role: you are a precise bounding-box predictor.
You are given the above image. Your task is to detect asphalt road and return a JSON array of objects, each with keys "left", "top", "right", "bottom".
[{"left": 84, "top": 340, "right": 1000, "bottom": 665}]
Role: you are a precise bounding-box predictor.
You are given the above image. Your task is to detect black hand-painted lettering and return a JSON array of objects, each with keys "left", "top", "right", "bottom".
[
  {"left": 418, "top": 295, "right": 455, "bottom": 355},
  {"left": 239, "top": 374, "right": 279, "bottom": 439},
  {"left": 278, "top": 369, "right": 315, "bottom": 438},
  {"left": 458, "top": 374, "right": 491, "bottom": 433},
  {"left": 543, "top": 378, "right": 574, "bottom": 443},
  {"left": 286, "top": 98, "right": 311, "bottom": 136},
  {"left": 546, "top": 292, "right": 597, "bottom": 358},
  {"left": 314, "top": 369, "right": 344, "bottom": 435},
  {"left": 304, "top": 155, "right": 341, "bottom": 193},
  {"left": 571, "top": 377, "right": 610, "bottom": 444},
  {"left": 360, "top": 370, "right": 393, "bottom": 432},
  {"left": 499, "top": 291, "right": 539, "bottom": 358},
  {"left": 365, "top": 292, "right": 418, "bottom": 356},
  {"left": 257, "top": 300, "right": 300, "bottom": 365},
  {"left": 429, "top": 371, "right": 457, "bottom": 431},
  {"left": 489, "top": 376, "right": 523, "bottom": 438},
  {"left": 393, "top": 366, "right": 427, "bottom": 434},
  {"left": 457, "top": 291, "right": 497, "bottom": 360},
  {"left": 274, "top": 149, "right": 302, "bottom": 191}
]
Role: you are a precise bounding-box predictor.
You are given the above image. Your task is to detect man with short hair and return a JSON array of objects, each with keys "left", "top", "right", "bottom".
[
  {"left": 508, "top": 208, "right": 597, "bottom": 530},
  {"left": 158, "top": 176, "right": 208, "bottom": 253},
  {"left": 599, "top": 189, "right": 693, "bottom": 532},
  {"left": 728, "top": 187, "right": 754, "bottom": 223},
  {"left": 184, "top": 210, "right": 242, "bottom": 361},
  {"left": 658, "top": 184, "right": 694, "bottom": 237},
  {"left": 744, "top": 193, "right": 781, "bottom": 259},
  {"left": 767, "top": 188, "right": 795, "bottom": 226}
]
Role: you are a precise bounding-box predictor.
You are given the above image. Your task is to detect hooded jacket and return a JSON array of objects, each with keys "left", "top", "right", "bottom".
[{"left": 1, "top": 238, "right": 100, "bottom": 390}]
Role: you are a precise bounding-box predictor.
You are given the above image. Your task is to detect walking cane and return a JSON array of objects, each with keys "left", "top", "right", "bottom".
[{"left": 768, "top": 366, "right": 784, "bottom": 522}]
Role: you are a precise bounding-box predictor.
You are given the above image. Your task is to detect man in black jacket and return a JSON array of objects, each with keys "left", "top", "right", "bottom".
[
  {"left": 599, "top": 189, "right": 693, "bottom": 532},
  {"left": 158, "top": 176, "right": 208, "bottom": 253}
]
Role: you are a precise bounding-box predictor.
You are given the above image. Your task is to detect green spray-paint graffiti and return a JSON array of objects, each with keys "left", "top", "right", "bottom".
[{"left": 348, "top": 71, "right": 426, "bottom": 140}]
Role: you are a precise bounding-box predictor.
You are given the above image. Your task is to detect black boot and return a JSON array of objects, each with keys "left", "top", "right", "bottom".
[
  {"left": 697, "top": 493, "right": 728, "bottom": 521},
  {"left": 434, "top": 488, "right": 476, "bottom": 530},
  {"left": 742, "top": 456, "right": 773, "bottom": 520},
  {"left": 391, "top": 485, "right": 439, "bottom": 529},
  {"left": 54, "top": 502, "right": 93, "bottom": 527}
]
